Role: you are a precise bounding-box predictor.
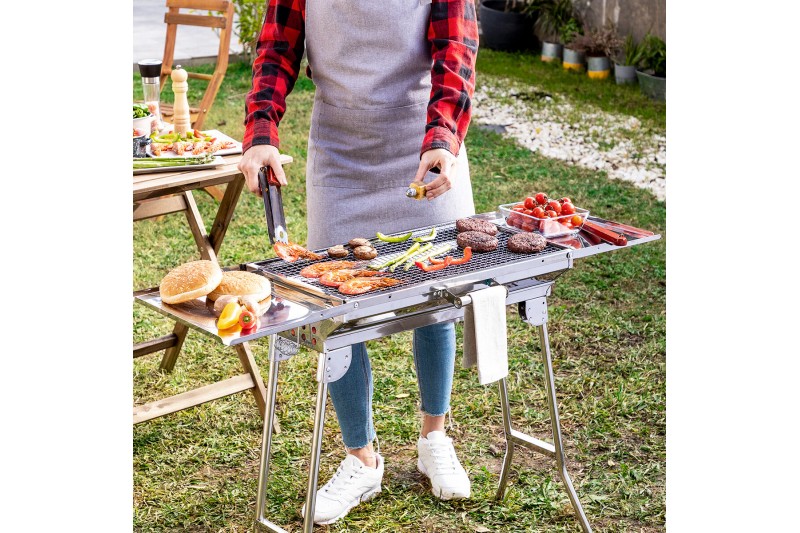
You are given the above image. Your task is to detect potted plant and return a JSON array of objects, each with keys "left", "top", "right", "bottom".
[
  {"left": 570, "top": 24, "right": 621, "bottom": 80},
  {"left": 614, "top": 35, "right": 643, "bottom": 85},
  {"left": 534, "top": 0, "right": 576, "bottom": 63},
  {"left": 560, "top": 17, "right": 584, "bottom": 71},
  {"left": 636, "top": 33, "right": 666, "bottom": 100},
  {"left": 480, "top": 1, "right": 540, "bottom": 52}
]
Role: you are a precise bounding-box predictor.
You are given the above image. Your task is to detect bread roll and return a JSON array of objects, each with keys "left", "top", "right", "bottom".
[
  {"left": 207, "top": 270, "right": 272, "bottom": 302},
  {"left": 160, "top": 260, "right": 223, "bottom": 304}
]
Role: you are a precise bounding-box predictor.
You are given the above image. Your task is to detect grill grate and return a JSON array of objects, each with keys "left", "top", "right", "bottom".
[{"left": 252, "top": 222, "right": 564, "bottom": 301}]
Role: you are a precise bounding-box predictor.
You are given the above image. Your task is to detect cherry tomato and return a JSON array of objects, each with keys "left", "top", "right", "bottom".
[
  {"left": 512, "top": 205, "right": 525, "bottom": 213},
  {"left": 545, "top": 210, "right": 557, "bottom": 218},
  {"left": 532, "top": 206, "right": 546, "bottom": 218},
  {"left": 534, "top": 192, "right": 548, "bottom": 205},
  {"left": 524, "top": 209, "right": 536, "bottom": 216},
  {"left": 524, "top": 196, "right": 536, "bottom": 210},
  {"left": 561, "top": 202, "right": 576, "bottom": 215},
  {"left": 559, "top": 197, "right": 572, "bottom": 204},
  {"left": 571, "top": 215, "right": 583, "bottom": 226},
  {"left": 547, "top": 200, "right": 562, "bottom": 215},
  {"left": 239, "top": 309, "right": 256, "bottom": 329}
]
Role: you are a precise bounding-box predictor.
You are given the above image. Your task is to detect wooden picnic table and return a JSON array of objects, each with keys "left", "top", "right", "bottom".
[{"left": 133, "top": 152, "right": 293, "bottom": 425}]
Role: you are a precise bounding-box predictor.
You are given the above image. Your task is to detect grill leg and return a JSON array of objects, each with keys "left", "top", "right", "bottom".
[
  {"left": 254, "top": 335, "right": 286, "bottom": 533},
  {"left": 495, "top": 377, "right": 515, "bottom": 500},
  {"left": 538, "top": 323, "right": 592, "bottom": 533},
  {"left": 302, "top": 351, "right": 329, "bottom": 532}
]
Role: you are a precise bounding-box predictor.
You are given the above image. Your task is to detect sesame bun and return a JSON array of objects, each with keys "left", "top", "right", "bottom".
[
  {"left": 206, "top": 270, "right": 272, "bottom": 302},
  {"left": 160, "top": 260, "right": 223, "bottom": 304}
]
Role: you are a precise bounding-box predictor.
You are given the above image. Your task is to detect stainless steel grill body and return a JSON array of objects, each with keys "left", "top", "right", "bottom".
[{"left": 134, "top": 211, "right": 661, "bottom": 533}]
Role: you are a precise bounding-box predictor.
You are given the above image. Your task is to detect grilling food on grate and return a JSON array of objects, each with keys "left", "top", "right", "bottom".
[
  {"left": 319, "top": 269, "right": 384, "bottom": 287},
  {"left": 348, "top": 237, "right": 371, "bottom": 248},
  {"left": 207, "top": 271, "right": 272, "bottom": 302},
  {"left": 337, "top": 276, "right": 403, "bottom": 295},
  {"left": 299, "top": 260, "right": 358, "bottom": 278},
  {"left": 507, "top": 232, "right": 547, "bottom": 254},
  {"left": 327, "top": 245, "right": 350, "bottom": 258},
  {"left": 160, "top": 260, "right": 223, "bottom": 304},
  {"left": 455, "top": 218, "right": 498, "bottom": 236},
  {"left": 273, "top": 241, "right": 325, "bottom": 263},
  {"left": 456, "top": 230, "right": 498, "bottom": 252},
  {"left": 353, "top": 245, "right": 378, "bottom": 260}
]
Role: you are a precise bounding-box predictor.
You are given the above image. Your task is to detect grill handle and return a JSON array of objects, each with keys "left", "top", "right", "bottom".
[{"left": 433, "top": 280, "right": 508, "bottom": 309}]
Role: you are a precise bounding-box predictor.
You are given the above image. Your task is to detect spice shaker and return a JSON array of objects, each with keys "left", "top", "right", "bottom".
[
  {"left": 171, "top": 65, "right": 191, "bottom": 135},
  {"left": 137, "top": 59, "right": 163, "bottom": 133}
]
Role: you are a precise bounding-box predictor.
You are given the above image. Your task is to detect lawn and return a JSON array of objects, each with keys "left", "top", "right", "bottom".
[{"left": 133, "top": 50, "right": 665, "bottom": 532}]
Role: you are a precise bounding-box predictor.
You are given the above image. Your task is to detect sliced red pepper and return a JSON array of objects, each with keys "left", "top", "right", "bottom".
[
  {"left": 416, "top": 256, "right": 452, "bottom": 272},
  {"left": 430, "top": 247, "right": 471, "bottom": 265}
]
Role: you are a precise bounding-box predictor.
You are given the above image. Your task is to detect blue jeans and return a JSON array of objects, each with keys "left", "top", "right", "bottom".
[{"left": 328, "top": 321, "right": 456, "bottom": 449}]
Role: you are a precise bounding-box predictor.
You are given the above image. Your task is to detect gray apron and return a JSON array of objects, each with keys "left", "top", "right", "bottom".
[{"left": 304, "top": 0, "right": 476, "bottom": 250}]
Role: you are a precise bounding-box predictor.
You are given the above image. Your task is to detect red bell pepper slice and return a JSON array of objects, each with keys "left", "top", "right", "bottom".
[
  {"left": 430, "top": 247, "right": 472, "bottom": 265},
  {"left": 416, "top": 256, "right": 452, "bottom": 272}
]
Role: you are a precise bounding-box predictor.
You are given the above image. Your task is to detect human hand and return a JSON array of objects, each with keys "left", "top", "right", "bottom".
[
  {"left": 413, "top": 148, "right": 458, "bottom": 200},
  {"left": 237, "top": 144, "right": 287, "bottom": 195}
]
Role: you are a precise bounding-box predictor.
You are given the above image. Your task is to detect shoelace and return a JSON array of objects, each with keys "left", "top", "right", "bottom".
[
  {"left": 322, "top": 463, "right": 364, "bottom": 494},
  {"left": 426, "top": 439, "right": 459, "bottom": 474}
]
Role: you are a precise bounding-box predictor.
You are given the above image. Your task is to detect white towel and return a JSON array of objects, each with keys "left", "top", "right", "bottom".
[{"left": 462, "top": 285, "right": 508, "bottom": 385}]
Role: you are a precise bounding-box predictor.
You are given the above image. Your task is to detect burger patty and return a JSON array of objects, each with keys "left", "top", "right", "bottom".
[
  {"left": 507, "top": 232, "right": 547, "bottom": 254},
  {"left": 455, "top": 218, "right": 498, "bottom": 236},
  {"left": 457, "top": 230, "right": 499, "bottom": 252}
]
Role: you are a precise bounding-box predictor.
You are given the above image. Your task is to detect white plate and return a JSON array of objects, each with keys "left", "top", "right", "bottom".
[
  {"left": 133, "top": 156, "right": 225, "bottom": 175},
  {"left": 146, "top": 129, "right": 242, "bottom": 158}
]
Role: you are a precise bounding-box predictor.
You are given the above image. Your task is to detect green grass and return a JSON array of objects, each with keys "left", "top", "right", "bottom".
[
  {"left": 133, "top": 52, "right": 665, "bottom": 532},
  {"left": 475, "top": 49, "right": 666, "bottom": 131}
]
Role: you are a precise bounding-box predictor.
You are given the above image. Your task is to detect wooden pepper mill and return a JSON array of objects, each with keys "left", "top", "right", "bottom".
[{"left": 171, "top": 65, "right": 191, "bottom": 134}]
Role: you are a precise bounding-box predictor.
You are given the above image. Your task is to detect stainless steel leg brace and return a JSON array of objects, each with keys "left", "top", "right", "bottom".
[{"left": 495, "top": 296, "right": 592, "bottom": 533}]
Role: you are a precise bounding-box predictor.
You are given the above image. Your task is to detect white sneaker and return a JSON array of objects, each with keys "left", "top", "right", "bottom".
[
  {"left": 304, "top": 453, "right": 384, "bottom": 525},
  {"left": 417, "top": 431, "right": 471, "bottom": 500}
]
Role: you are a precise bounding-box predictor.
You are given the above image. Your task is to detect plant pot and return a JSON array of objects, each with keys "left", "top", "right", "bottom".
[
  {"left": 586, "top": 56, "right": 611, "bottom": 80},
  {"left": 614, "top": 63, "right": 637, "bottom": 85},
  {"left": 636, "top": 69, "right": 666, "bottom": 101},
  {"left": 562, "top": 47, "right": 585, "bottom": 72},
  {"left": 541, "top": 41, "right": 563, "bottom": 63},
  {"left": 479, "top": 0, "right": 539, "bottom": 52}
]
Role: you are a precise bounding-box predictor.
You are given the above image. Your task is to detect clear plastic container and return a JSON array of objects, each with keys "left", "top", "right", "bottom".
[{"left": 499, "top": 202, "right": 589, "bottom": 238}]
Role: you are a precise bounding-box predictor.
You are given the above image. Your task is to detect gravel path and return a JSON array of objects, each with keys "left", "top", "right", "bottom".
[{"left": 472, "top": 77, "right": 666, "bottom": 201}]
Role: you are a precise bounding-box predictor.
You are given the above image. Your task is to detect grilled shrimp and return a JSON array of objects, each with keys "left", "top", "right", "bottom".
[
  {"left": 274, "top": 242, "right": 326, "bottom": 264},
  {"left": 337, "top": 277, "right": 402, "bottom": 295},
  {"left": 298, "top": 260, "right": 357, "bottom": 277},
  {"left": 318, "top": 269, "right": 382, "bottom": 287},
  {"left": 151, "top": 142, "right": 166, "bottom": 156}
]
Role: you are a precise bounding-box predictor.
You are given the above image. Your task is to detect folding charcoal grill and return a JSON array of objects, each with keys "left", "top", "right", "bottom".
[{"left": 135, "top": 211, "right": 660, "bottom": 533}]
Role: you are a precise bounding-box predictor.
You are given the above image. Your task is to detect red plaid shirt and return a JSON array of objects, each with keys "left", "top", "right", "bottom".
[{"left": 243, "top": 0, "right": 478, "bottom": 157}]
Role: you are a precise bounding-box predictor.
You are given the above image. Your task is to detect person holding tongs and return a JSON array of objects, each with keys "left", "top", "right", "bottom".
[{"left": 238, "top": 0, "right": 479, "bottom": 524}]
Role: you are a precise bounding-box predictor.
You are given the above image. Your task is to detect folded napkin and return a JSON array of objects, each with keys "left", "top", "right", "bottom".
[{"left": 462, "top": 285, "right": 508, "bottom": 385}]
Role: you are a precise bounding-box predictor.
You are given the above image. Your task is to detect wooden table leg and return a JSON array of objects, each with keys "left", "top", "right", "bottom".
[
  {"left": 160, "top": 322, "right": 189, "bottom": 372},
  {"left": 209, "top": 176, "right": 245, "bottom": 255},
  {"left": 182, "top": 191, "right": 218, "bottom": 263},
  {"left": 234, "top": 342, "right": 282, "bottom": 432}
]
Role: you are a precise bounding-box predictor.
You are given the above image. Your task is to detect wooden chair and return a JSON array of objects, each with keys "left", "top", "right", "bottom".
[
  {"left": 159, "top": 0, "right": 234, "bottom": 131},
  {"left": 159, "top": 0, "right": 235, "bottom": 201}
]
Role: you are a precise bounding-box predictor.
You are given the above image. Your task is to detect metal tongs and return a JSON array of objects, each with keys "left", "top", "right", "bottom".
[{"left": 258, "top": 166, "right": 289, "bottom": 244}]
